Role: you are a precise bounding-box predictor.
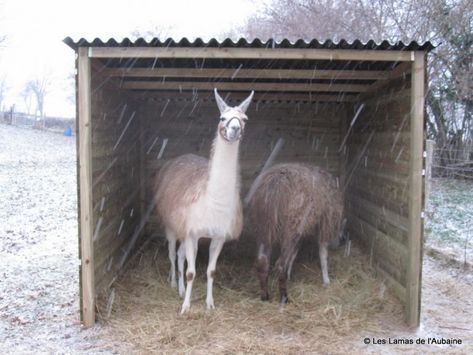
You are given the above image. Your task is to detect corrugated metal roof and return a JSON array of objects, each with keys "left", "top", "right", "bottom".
[
  {"left": 64, "top": 37, "right": 434, "bottom": 51},
  {"left": 64, "top": 37, "right": 432, "bottom": 102}
]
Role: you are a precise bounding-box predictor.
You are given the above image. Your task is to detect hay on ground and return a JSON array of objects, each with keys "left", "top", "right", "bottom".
[{"left": 96, "top": 238, "right": 402, "bottom": 354}]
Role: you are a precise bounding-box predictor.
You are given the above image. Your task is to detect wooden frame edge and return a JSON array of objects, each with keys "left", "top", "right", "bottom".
[
  {"left": 78, "top": 47, "right": 95, "bottom": 327},
  {"left": 406, "top": 51, "right": 425, "bottom": 328}
]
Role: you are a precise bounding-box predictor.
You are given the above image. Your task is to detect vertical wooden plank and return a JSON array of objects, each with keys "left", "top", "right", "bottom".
[
  {"left": 138, "top": 104, "right": 147, "bottom": 221},
  {"left": 425, "top": 139, "right": 435, "bottom": 209},
  {"left": 78, "top": 47, "right": 95, "bottom": 327},
  {"left": 338, "top": 103, "right": 350, "bottom": 188},
  {"left": 406, "top": 51, "right": 425, "bottom": 327}
]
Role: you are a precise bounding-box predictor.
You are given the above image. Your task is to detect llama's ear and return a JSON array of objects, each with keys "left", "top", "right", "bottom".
[
  {"left": 238, "top": 90, "right": 254, "bottom": 113},
  {"left": 214, "top": 88, "right": 229, "bottom": 114}
]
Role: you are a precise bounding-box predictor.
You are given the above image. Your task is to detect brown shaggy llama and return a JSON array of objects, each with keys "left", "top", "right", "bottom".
[
  {"left": 246, "top": 163, "right": 344, "bottom": 303},
  {"left": 154, "top": 89, "right": 254, "bottom": 313}
]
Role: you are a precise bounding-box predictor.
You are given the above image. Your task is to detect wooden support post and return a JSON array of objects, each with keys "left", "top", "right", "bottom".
[
  {"left": 406, "top": 51, "right": 425, "bottom": 327},
  {"left": 78, "top": 47, "right": 95, "bottom": 327}
]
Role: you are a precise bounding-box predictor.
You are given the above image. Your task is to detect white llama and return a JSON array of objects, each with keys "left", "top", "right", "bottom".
[{"left": 155, "top": 89, "right": 254, "bottom": 313}]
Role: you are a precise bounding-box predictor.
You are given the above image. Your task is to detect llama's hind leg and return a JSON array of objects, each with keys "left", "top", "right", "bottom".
[
  {"left": 177, "top": 242, "right": 186, "bottom": 298},
  {"left": 319, "top": 241, "right": 330, "bottom": 285},
  {"left": 277, "top": 245, "right": 297, "bottom": 304},
  {"left": 181, "top": 237, "right": 198, "bottom": 314},
  {"left": 166, "top": 229, "right": 177, "bottom": 288},
  {"left": 286, "top": 249, "right": 299, "bottom": 281},
  {"left": 206, "top": 238, "right": 225, "bottom": 309},
  {"left": 256, "top": 242, "right": 271, "bottom": 301}
]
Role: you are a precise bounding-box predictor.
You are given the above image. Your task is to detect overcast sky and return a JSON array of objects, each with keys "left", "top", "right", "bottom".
[{"left": 0, "top": 0, "right": 264, "bottom": 117}]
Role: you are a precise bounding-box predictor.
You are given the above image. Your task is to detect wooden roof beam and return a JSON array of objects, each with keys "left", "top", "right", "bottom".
[
  {"left": 101, "top": 67, "right": 389, "bottom": 81},
  {"left": 122, "top": 81, "right": 369, "bottom": 93},
  {"left": 89, "top": 47, "right": 414, "bottom": 62},
  {"left": 129, "top": 91, "right": 359, "bottom": 102},
  {"left": 358, "top": 61, "right": 414, "bottom": 101}
]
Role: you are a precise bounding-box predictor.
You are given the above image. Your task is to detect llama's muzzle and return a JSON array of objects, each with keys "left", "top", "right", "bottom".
[{"left": 224, "top": 118, "right": 242, "bottom": 141}]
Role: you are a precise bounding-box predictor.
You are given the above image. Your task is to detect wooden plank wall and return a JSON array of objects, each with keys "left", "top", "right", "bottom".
[
  {"left": 345, "top": 77, "right": 411, "bottom": 304},
  {"left": 90, "top": 71, "right": 141, "bottom": 293},
  {"left": 140, "top": 98, "right": 345, "bottom": 233}
]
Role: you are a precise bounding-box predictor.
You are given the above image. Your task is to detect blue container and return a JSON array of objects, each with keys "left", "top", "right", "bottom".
[{"left": 64, "top": 127, "right": 72, "bottom": 136}]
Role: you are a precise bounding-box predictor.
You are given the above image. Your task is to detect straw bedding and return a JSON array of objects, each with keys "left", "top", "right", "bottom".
[{"left": 97, "top": 237, "right": 402, "bottom": 354}]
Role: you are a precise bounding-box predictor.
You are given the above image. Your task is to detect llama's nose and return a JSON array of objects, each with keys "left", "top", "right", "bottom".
[
  {"left": 227, "top": 119, "right": 242, "bottom": 139},
  {"left": 227, "top": 126, "right": 241, "bottom": 140},
  {"left": 230, "top": 125, "right": 241, "bottom": 134}
]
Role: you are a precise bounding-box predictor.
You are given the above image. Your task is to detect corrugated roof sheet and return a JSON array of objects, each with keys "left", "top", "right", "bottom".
[
  {"left": 64, "top": 37, "right": 434, "bottom": 51},
  {"left": 64, "top": 37, "right": 432, "bottom": 101}
]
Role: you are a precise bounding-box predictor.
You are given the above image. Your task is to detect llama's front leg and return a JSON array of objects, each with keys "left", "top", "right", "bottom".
[
  {"left": 166, "top": 229, "right": 177, "bottom": 288},
  {"left": 206, "top": 238, "right": 225, "bottom": 310},
  {"left": 181, "top": 237, "right": 198, "bottom": 314},
  {"left": 177, "top": 242, "right": 186, "bottom": 298},
  {"left": 319, "top": 241, "right": 330, "bottom": 285}
]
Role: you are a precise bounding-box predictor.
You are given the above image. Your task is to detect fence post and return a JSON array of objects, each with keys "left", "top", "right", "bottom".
[
  {"left": 9, "top": 105, "right": 15, "bottom": 125},
  {"left": 425, "top": 139, "right": 435, "bottom": 209}
]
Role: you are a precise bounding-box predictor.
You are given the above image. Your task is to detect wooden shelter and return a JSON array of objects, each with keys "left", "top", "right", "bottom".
[{"left": 64, "top": 37, "right": 433, "bottom": 328}]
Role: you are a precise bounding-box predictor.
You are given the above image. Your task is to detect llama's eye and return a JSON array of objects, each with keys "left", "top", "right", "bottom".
[{"left": 219, "top": 117, "right": 225, "bottom": 122}]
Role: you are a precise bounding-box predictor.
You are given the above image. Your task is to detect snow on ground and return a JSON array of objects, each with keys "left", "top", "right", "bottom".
[
  {"left": 0, "top": 124, "right": 112, "bottom": 353},
  {"left": 0, "top": 123, "right": 471, "bottom": 353},
  {"left": 425, "top": 178, "right": 473, "bottom": 268}
]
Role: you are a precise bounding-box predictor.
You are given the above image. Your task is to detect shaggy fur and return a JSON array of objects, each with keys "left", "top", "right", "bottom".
[
  {"left": 155, "top": 154, "right": 209, "bottom": 240},
  {"left": 154, "top": 153, "right": 243, "bottom": 242},
  {"left": 247, "top": 163, "right": 344, "bottom": 303}
]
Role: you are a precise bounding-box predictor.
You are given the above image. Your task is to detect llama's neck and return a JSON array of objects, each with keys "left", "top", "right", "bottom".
[{"left": 206, "top": 134, "right": 241, "bottom": 200}]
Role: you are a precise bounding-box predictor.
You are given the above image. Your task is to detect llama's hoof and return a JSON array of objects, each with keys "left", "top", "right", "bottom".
[
  {"left": 279, "top": 295, "right": 290, "bottom": 304},
  {"left": 323, "top": 281, "right": 330, "bottom": 288},
  {"left": 179, "top": 287, "right": 185, "bottom": 299},
  {"left": 170, "top": 280, "right": 177, "bottom": 289},
  {"left": 206, "top": 299, "right": 215, "bottom": 310},
  {"left": 180, "top": 303, "right": 191, "bottom": 314},
  {"left": 260, "top": 293, "right": 270, "bottom": 302}
]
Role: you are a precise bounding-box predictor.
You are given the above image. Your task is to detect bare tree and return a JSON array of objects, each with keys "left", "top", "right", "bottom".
[
  {"left": 424, "top": 0, "right": 473, "bottom": 171},
  {"left": 25, "top": 77, "right": 50, "bottom": 120},
  {"left": 20, "top": 83, "right": 33, "bottom": 115},
  {"left": 234, "top": 0, "right": 473, "bottom": 172}
]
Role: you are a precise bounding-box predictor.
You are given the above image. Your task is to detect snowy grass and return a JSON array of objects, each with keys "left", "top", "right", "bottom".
[
  {"left": 0, "top": 124, "right": 118, "bottom": 353},
  {"left": 425, "top": 178, "right": 473, "bottom": 265}
]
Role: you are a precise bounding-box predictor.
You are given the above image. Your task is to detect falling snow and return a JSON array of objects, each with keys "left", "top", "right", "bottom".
[{"left": 1, "top": 123, "right": 472, "bottom": 352}]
